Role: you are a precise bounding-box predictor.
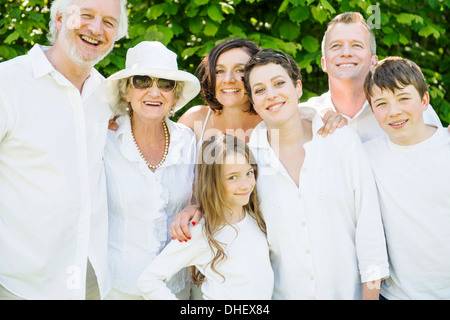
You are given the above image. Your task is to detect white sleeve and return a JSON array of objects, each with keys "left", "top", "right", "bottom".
[
  {"left": 424, "top": 104, "right": 443, "bottom": 128},
  {"left": 348, "top": 133, "right": 390, "bottom": 283},
  {"left": 137, "top": 223, "right": 211, "bottom": 300}
]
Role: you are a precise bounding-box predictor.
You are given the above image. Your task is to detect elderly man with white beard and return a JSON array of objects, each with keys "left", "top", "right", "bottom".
[{"left": 0, "top": 0, "right": 128, "bottom": 300}]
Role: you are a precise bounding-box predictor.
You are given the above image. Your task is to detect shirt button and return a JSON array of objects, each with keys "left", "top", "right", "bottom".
[
  {"left": 309, "top": 275, "right": 314, "bottom": 280},
  {"left": 301, "top": 221, "right": 306, "bottom": 227},
  {"left": 298, "top": 193, "right": 302, "bottom": 198},
  {"left": 305, "top": 248, "right": 311, "bottom": 254}
]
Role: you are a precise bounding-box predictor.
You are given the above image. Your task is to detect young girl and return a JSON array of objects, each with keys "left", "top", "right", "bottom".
[{"left": 137, "top": 133, "right": 274, "bottom": 300}]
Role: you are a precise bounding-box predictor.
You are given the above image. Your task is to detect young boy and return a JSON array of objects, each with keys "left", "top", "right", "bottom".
[{"left": 363, "top": 56, "right": 450, "bottom": 300}]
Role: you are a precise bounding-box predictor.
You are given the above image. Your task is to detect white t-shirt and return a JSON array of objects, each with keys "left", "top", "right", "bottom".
[
  {"left": 137, "top": 214, "right": 274, "bottom": 300},
  {"left": 104, "top": 115, "right": 196, "bottom": 296},
  {"left": 248, "top": 107, "right": 389, "bottom": 300},
  {"left": 299, "top": 91, "right": 443, "bottom": 142},
  {"left": 364, "top": 128, "right": 450, "bottom": 300},
  {"left": 0, "top": 44, "right": 111, "bottom": 299}
]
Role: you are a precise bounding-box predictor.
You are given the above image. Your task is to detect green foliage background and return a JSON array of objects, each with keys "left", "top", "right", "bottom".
[{"left": 1, "top": 0, "right": 449, "bottom": 125}]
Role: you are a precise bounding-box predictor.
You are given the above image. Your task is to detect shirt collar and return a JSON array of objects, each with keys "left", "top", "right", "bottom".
[
  {"left": 248, "top": 106, "right": 324, "bottom": 151},
  {"left": 29, "top": 44, "right": 55, "bottom": 80},
  {"left": 28, "top": 44, "right": 104, "bottom": 95}
]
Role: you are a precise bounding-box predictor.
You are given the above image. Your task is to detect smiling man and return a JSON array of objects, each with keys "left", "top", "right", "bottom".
[
  {"left": 300, "top": 12, "right": 443, "bottom": 142},
  {"left": 0, "top": 0, "right": 127, "bottom": 299}
]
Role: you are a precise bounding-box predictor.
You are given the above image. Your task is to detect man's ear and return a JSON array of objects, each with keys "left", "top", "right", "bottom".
[
  {"left": 371, "top": 55, "right": 378, "bottom": 68},
  {"left": 321, "top": 56, "right": 327, "bottom": 73},
  {"left": 55, "top": 13, "right": 64, "bottom": 32}
]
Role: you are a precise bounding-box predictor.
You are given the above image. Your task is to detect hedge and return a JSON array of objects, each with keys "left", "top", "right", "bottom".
[{"left": 1, "top": 0, "right": 448, "bottom": 125}]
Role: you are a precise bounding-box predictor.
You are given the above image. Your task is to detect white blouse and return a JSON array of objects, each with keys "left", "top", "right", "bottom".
[
  {"left": 137, "top": 214, "right": 274, "bottom": 300},
  {"left": 248, "top": 107, "right": 389, "bottom": 300},
  {"left": 104, "top": 115, "right": 196, "bottom": 295}
]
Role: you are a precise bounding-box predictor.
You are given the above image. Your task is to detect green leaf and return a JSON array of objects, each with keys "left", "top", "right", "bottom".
[
  {"left": 278, "top": 0, "right": 290, "bottom": 13},
  {"left": 147, "top": 4, "right": 164, "bottom": 19},
  {"left": 301, "top": 35, "right": 319, "bottom": 53},
  {"left": 186, "top": 6, "right": 200, "bottom": 18},
  {"left": 158, "top": 25, "right": 174, "bottom": 45},
  {"left": 144, "top": 25, "right": 173, "bottom": 45},
  {"left": 193, "top": 0, "right": 209, "bottom": 6},
  {"left": 162, "top": 2, "right": 179, "bottom": 15},
  {"left": 220, "top": 2, "right": 235, "bottom": 15},
  {"left": 311, "top": 5, "right": 328, "bottom": 24},
  {"left": 398, "top": 33, "right": 409, "bottom": 45},
  {"left": 188, "top": 18, "right": 203, "bottom": 34},
  {"left": 170, "top": 22, "right": 184, "bottom": 36},
  {"left": 207, "top": 4, "right": 224, "bottom": 23},
  {"left": 418, "top": 25, "right": 441, "bottom": 39},
  {"left": 4, "top": 31, "right": 20, "bottom": 44},
  {"left": 320, "top": 0, "right": 336, "bottom": 14},
  {"left": 382, "top": 32, "right": 399, "bottom": 47},
  {"left": 227, "top": 24, "right": 246, "bottom": 37},
  {"left": 279, "top": 21, "right": 300, "bottom": 41},
  {"left": 289, "top": 6, "right": 309, "bottom": 23},
  {"left": 396, "top": 13, "right": 423, "bottom": 25},
  {"left": 181, "top": 46, "right": 200, "bottom": 59},
  {"left": 204, "top": 21, "right": 219, "bottom": 36}
]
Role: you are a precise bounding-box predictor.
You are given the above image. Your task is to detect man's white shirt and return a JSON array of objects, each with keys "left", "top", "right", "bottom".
[{"left": 0, "top": 44, "right": 111, "bottom": 299}]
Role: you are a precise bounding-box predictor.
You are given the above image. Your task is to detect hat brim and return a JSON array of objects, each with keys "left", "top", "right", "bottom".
[{"left": 105, "top": 67, "right": 201, "bottom": 113}]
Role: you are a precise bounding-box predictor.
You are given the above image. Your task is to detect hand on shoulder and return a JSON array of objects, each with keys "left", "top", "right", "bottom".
[{"left": 317, "top": 110, "right": 348, "bottom": 137}]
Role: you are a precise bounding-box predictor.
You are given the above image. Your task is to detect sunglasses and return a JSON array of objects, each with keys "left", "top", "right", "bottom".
[{"left": 131, "top": 75, "right": 177, "bottom": 92}]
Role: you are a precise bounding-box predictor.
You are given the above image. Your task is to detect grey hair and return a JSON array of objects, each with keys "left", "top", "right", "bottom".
[
  {"left": 47, "top": 0, "right": 128, "bottom": 44},
  {"left": 112, "top": 78, "right": 185, "bottom": 117},
  {"left": 321, "top": 12, "right": 376, "bottom": 56}
]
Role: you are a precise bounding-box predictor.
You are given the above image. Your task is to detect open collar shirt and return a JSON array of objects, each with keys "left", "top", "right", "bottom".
[
  {"left": 299, "top": 91, "right": 443, "bottom": 143},
  {"left": 0, "top": 44, "right": 112, "bottom": 299},
  {"left": 248, "top": 107, "right": 389, "bottom": 299}
]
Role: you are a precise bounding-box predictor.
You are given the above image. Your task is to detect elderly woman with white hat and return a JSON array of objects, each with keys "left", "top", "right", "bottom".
[{"left": 103, "top": 41, "right": 200, "bottom": 300}]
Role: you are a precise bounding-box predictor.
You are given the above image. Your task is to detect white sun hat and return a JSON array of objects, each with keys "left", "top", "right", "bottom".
[{"left": 105, "top": 41, "right": 200, "bottom": 113}]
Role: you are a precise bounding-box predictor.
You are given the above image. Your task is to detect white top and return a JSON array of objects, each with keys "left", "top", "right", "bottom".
[
  {"left": 299, "top": 91, "right": 443, "bottom": 142},
  {"left": 364, "top": 128, "right": 450, "bottom": 300},
  {"left": 137, "top": 214, "right": 274, "bottom": 300},
  {"left": 104, "top": 115, "right": 196, "bottom": 295},
  {"left": 0, "top": 44, "right": 112, "bottom": 299},
  {"left": 248, "top": 107, "right": 389, "bottom": 300}
]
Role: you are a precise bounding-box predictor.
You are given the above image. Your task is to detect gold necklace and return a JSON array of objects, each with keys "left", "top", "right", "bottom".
[{"left": 130, "top": 116, "right": 169, "bottom": 170}]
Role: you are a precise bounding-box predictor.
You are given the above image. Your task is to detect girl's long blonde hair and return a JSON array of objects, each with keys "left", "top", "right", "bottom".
[{"left": 190, "top": 133, "right": 266, "bottom": 285}]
